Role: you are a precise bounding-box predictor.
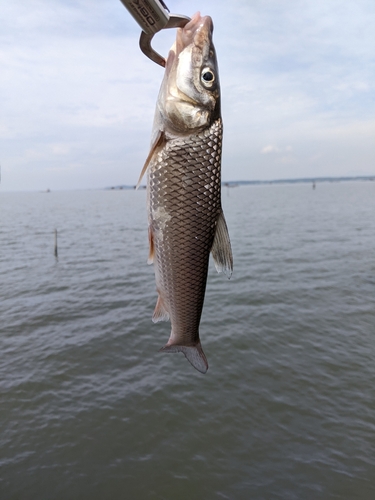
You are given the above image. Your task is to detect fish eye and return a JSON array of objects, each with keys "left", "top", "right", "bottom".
[{"left": 201, "top": 68, "right": 215, "bottom": 88}]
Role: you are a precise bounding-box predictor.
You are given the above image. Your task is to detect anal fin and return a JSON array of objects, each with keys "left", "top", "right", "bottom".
[
  {"left": 211, "top": 210, "right": 233, "bottom": 278},
  {"left": 152, "top": 295, "right": 170, "bottom": 323}
]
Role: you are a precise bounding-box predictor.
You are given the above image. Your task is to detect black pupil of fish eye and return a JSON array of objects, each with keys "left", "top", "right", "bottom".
[{"left": 202, "top": 71, "right": 214, "bottom": 82}]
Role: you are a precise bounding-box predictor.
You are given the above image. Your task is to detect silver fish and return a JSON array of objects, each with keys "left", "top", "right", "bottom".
[{"left": 138, "top": 12, "right": 233, "bottom": 373}]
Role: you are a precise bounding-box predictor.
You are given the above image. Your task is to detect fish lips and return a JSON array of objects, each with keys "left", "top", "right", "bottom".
[{"left": 176, "top": 12, "right": 214, "bottom": 54}]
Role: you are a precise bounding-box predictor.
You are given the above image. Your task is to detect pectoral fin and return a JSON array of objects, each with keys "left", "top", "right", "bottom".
[
  {"left": 136, "top": 130, "right": 165, "bottom": 189},
  {"left": 211, "top": 210, "right": 233, "bottom": 278}
]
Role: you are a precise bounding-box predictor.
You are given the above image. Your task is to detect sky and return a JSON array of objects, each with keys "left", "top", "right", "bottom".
[{"left": 1, "top": 0, "right": 374, "bottom": 191}]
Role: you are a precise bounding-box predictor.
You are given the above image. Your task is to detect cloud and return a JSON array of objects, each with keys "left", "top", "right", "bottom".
[
  {"left": 1, "top": 0, "right": 374, "bottom": 190},
  {"left": 260, "top": 145, "right": 293, "bottom": 154},
  {"left": 261, "top": 145, "right": 279, "bottom": 154}
]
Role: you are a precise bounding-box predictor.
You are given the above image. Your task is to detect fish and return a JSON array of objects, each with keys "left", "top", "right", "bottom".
[{"left": 138, "top": 12, "right": 233, "bottom": 373}]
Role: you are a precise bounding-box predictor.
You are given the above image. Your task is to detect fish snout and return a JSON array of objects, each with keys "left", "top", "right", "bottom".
[{"left": 177, "top": 12, "right": 213, "bottom": 52}]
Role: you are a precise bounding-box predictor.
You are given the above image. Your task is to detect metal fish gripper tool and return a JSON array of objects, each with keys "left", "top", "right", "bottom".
[{"left": 119, "top": 0, "right": 191, "bottom": 67}]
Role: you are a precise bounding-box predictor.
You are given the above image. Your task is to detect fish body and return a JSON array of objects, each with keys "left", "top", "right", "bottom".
[{"left": 140, "top": 13, "right": 232, "bottom": 373}]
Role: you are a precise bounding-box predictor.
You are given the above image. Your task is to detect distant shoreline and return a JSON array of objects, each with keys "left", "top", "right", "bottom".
[
  {"left": 106, "top": 175, "right": 375, "bottom": 190},
  {"left": 1, "top": 176, "right": 374, "bottom": 193}
]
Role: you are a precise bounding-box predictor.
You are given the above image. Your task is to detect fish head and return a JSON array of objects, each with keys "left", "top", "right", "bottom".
[{"left": 158, "top": 12, "right": 220, "bottom": 135}]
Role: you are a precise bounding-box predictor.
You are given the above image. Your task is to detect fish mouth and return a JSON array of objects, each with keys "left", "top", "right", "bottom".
[{"left": 176, "top": 12, "right": 213, "bottom": 55}]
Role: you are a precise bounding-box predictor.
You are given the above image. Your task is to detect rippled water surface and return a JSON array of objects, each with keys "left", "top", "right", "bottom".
[{"left": 1, "top": 182, "right": 375, "bottom": 499}]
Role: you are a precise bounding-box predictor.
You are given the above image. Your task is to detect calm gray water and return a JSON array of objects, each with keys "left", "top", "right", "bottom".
[{"left": 1, "top": 182, "right": 375, "bottom": 499}]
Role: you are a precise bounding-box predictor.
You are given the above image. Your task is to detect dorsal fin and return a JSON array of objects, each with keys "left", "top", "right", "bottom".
[
  {"left": 211, "top": 210, "right": 233, "bottom": 278},
  {"left": 136, "top": 130, "right": 165, "bottom": 189}
]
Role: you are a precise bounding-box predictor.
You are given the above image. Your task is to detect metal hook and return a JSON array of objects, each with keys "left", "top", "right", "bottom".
[
  {"left": 119, "top": 0, "right": 191, "bottom": 67},
  {"left": 139, "top": 14, "right": 191, "bottom": 67}
]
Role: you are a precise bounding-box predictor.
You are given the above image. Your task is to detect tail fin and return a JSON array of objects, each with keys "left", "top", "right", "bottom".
[{"left": 160, "top": 342, "right": 208, "bottom": 374}]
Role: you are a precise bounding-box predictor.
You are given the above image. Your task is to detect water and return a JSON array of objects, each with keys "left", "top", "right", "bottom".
[{"left": 1, "top": 182, "right": 375, "bottom": 499}]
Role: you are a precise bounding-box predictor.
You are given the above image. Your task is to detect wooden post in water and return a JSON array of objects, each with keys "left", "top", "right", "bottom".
[{"left": 54, "top": 229, "right": 58, "bottom": 259}]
